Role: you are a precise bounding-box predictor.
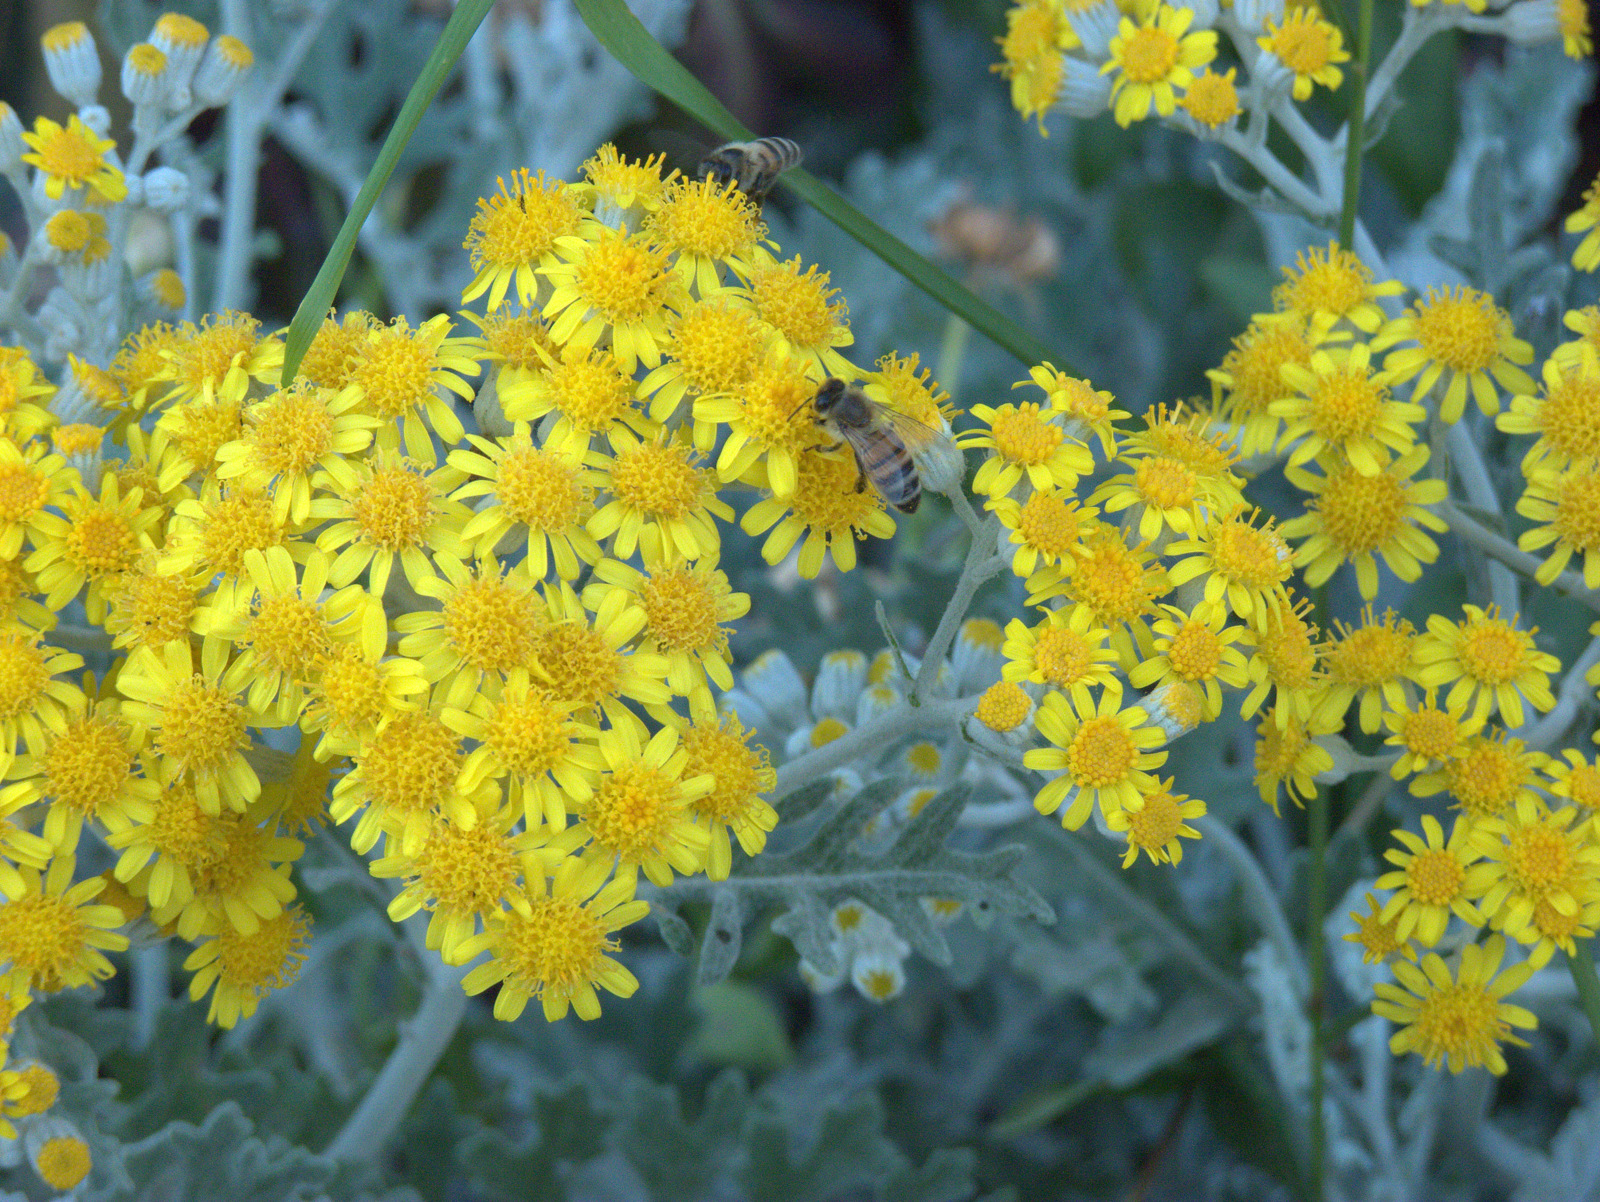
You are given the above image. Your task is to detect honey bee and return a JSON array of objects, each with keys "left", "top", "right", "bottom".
[
  {"left": 696, "top": 137, "right": 803, "bottom": 204},
  {"left": 809, "top": 377, "right": 952, "bottom": 514}
]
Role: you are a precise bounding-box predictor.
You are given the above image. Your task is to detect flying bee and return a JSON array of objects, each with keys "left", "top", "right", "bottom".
[
  {"left": 808, "top": 377, "right": 953, "bottom": 514},
  {"left": 696, "top": 137, "right": 803, "bottom": 204}
]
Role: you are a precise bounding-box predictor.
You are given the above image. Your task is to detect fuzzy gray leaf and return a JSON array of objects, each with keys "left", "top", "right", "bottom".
[
  {"left": 738, "top": 1093, "right": 902, "bottom": 1202},
  {"left": 653, "top": 903, "right": 695, "bottom": 957},
  {"left": 698, "top": 886, "right": 745, "bottom": 984},
  {"left": 771, "top": 890, "right": 841, "bottom": 974},
  {"left": 617, "top": 1071, "right": 749, "bottom": 1200},
  {"left": 882, "top": 1148, "right": 978, "bottom": 1202}
]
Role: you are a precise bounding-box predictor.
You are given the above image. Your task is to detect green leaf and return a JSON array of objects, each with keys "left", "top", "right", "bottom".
[
  {"left": 989, "top": 1079, "right": 1104, "bottom": 1139},
  {"left": 617, "top": 1071, "right": 750, "bottom": 1199},
  {"left": 279, "top": 0, "right": 496, "bottom": 385},
  {"left": 739, "top": 1093, "right": 902, "bottom": 1202},
  {"left": 882, "top": 1148, "right": 979, "bottom": 1202},
  {"left": 568, "top": 0, "right": 1072, "bottom": 374},
  {"left": 686, "top": 981, "right": 793, "bottom": 1071},
  {"left": 698, "top": 886, "right": 746, "bottom": 985}
]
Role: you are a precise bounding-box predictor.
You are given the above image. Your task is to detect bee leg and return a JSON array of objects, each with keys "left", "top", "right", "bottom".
[{"left": 850, "top": 446, "right": 869, "bottom": 493}]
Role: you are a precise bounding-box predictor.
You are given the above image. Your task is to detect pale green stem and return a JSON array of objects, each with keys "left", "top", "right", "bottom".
[
  {"left": 1444, "top": 424, "right": 1522, "bottom": 617},
  {"left": 1524, "top": 635, "right": 1600, "bottom": 749},
  {"left": 936, "top": 312, "right": 972, "bottom": 398},
  {"left": 913, "top": 516, "right": 1004, "bottom": 702},
  {"left": 1439, "top": 500, "right": 1600, "bottom": 615},
  {"left": 1364, "top": 6, "right": 1449, "bottom": 121},
  {"left": 1333, "top": 766, "right": 1394, "bottom": 842}
]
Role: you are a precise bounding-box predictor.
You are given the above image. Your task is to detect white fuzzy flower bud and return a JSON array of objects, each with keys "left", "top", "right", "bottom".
[
  {"left": 0, "top": 103, "right": 25, "bottom": 174},
  {"left": 193, "top": 35, "right": 254, "bottom": 108},
  {"left": 1250, "top": 51, "right": 1297, "bottom": 107},
  {"left": 1233, "top": 0, "right": 1286, "bottom": 34},
  {"left": 850, "top": 950, "right": 908, "bottom": 1002},
  {"left": 150, "top": 12, "right": 210, "bottom": 110},
  {"left": 1064, "top": 0, "right": 1120, "bottom": 59},
  {"left": 811, "top": 649, "right": 869, "bottom": 722},
  {"left": 1054, "top": 56, "right": 1114, "bottom": 119},
  {"left": 140, "top": 268, "right": 186, "bottom": 312},
  {"left": 1504, "top": 0, "right": 1561, "bottom": 42},
  {"left": 122, "top": 42, "right": 170, "bottom": 110},
  {"left": 42, "top": 22, "right": 101, "bottom": 109},
  {"left": 141, "top": 166, "right": 190, "bottom": 213},
  {"left": 77, "top": 104, "right": 112, "bottom": 137},
  {"left": 915, "top": 432, "right": 966, "bottom": 498}
]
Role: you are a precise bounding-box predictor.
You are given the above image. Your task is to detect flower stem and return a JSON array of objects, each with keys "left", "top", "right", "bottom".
[
  {"left": 914, "top": 516, "right": 1003, "bottom": 701},
  {"left": 1564, "top": 948, "right": 1600, "bottom": 1052},
  {"left": 1306, "top": 779, "right": 1330, "bottom": 1202},
  {"left": 1337, "top": 0, "right": 1374, "bottom": 251}
]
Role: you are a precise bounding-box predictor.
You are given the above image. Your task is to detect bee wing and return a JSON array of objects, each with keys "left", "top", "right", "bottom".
[{"left": 879, "top": 407, "right": 947, "bottom": 454}]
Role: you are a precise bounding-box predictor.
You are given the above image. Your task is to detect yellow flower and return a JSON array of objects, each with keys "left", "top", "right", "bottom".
[
  {"left": 1559, "top": 0, "right": 1592, "bottom": 58},
  {"left": 1128, "top": 600, "right": 1248, "bottom": 721},
  {"left": 1376, "top": 815, "right": 1484, "bottom": 946},
  {"left": 1017, "top": 364, "right": 1129, "bottom": 458},
  {"left": 457, "top": 853, "right": 648, "bottom": 1022},
  {"left": 1568, "top": 170, "right": 1600, "bottom": 272},
  {"left": 462, "top": 169, "right": 589, "bottom": 310},
  {"left": 498, "top": 343, "right": 645, "bottom": 458},
  {"left": 395, "top": 554, "right": 545, "bottom": 708},
  {"left": 681, "top": 712, "right": 778, "bottom": 880},
  {"left": 315, "top": 451, "right": 469, "bottom": 595},
  {"left": 103, "top": 552, "right": 203, "bottom": 653},
  {"left": 0, "top": 856, "right": 129, "bottom": 993},
  {"left": 1516, "top": 463, "right": 1600, "bottom": 587},
  {"left": 542, "top": 226, "right": 682, "bottom": 371},
  {"left": 576, "top": 144, "right": 670, "bottom": 225},
  {"left": 1381, "top": 690, "right": 1480, "bottom": 778},
  {"left": 1496, "top": 347, "right": 1600, "bottom": 474},
  {"left": 331, "top": 708, "right": 480, "bottom": 856},
  {"left": 1025, "top": 689, "right": 1169, "bottom": 829},
  {"left": 0, "top": 630, "right": 84, "bottom": 759},
  {"left": 528, "top": 579, "right": 673, "bottom": 726},
  {"left": 1258, "top": 7, "right": 1349, "bottom": 100},
  {"left": 1179, "top": 66, "right": 1240, "bottom": 129},
  {"left": 184, "top": 904, "right": 311, "bottom": 1028},
  {"left": 449, "top": 426, "right": 602, "bottom": 578},
  {"left": 1274, "top": 343, "right": 1425, "bottom": 476},
  {"left": 1544, "top": 749, "right": 1600, "bottom": 814},
  {"left": 1253, "top": 704, "right": 1338, "bottom": 813},
  {"left": 1281, "top": 445, "right": 1448, "bottom": 599},
  {"left": 741, "top": 448, "right": 897, "bottom": 577},
  {"left": 1411, "top": 728, "right": 1547, "bottom": 821},
  {"left": 993, "top": 0, "right": 1077, "bottom": 130},
  {"left": 1050, "top": 522, "right": 1170, "bottom": 660},
  {"left": 589, "top": 428, "right": 733, "bottom": 564},
  {"left": 1166, "top": 507, "right": 1294, "bottom": 627},
  {"left": 157, "top": 483, "right": 298, "bottom": 603},
  {"left": 1239, "top": 590, "right": 1321, "bottom": 727},
  {"left": 152, "top": 310, "right": 272, "bottom": 409},
  {"left": 641, "top": 293, "right": 767, "bottom": 422},
  {"left": 694, "top": 352, "right": 820, "bottom": 497},
  {"left": 1343, "top": 891, "right": 1418, "bottom": 965},
  {"left": 351, "top": 315, "right": 479, "bottom": 464},
  {"left": 1001, "top": 603, "right": 1121, "bottom": 711},
  {"left": 1273, "top": 243, "right": 1403, "bottom": 335},
  {"left": 1317, "top": 607, "right": 1419, "bottom": 733},
  {"left": 1102, "top": 3, "right": 1217, "bottom": 128},
  {"left": 748, "top": 256, "right": 854, "bottom": 377},
  {"left": 1374, "top": 286, "right": 1535, "bottom": 422},
  {"left": 147, "top": 813, "right": 301, "bottom": 941},
  {"left": 1467, "top": 798, "right": 1600, "bottom": 938},
  {"left": 1105, "top": 777, "right": 1204, "bottom": 867},
  {"left": 0, "top": 439, "right": 76, "bottom": 561},
  {"left": 961, "top": 399, "right": 1095, "bottom": 497},
  {"left": 645, "top": 175, "right": 770, "bottom": 294},
  {"left": 1209, "top": 314, "right": 1325, "bottom": 456},
  {"left": 20, "top": 114, "right": 128, "bottom": 203},
  {"left": 1372, "top": 935, "right": 1534, "bottom": 1074},
  {"left": 23, "top": 474, "right": 162, "bottom": 622},
  {"left": 989, "top": 487, "right": 1094, "bottom": 578},
  {"left": 1413, "top": 604, "right": 1558, "bottom": 729}
]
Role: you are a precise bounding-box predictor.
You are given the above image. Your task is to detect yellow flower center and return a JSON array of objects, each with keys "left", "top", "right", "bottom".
[
  {"left": 963, "top": 617, "right": 1004, "bottom": 649},
  {"left": 787, "top": 452, "right": 884, "bottom": 533},
  {"left": 1537, "top": 372, "right": 1600, "bottom": 463},
  {"left": 299, "top": 313, "right": 374, "bottom": 390},
  {"left": 34, "top": 1136, "right": 91, "bottom": 1190},
  {"left": 44, "top": 713, "right": 133, "bottom": 816},
  {"left": 1278, "top": 246, "right": 1371, "bottom": 318},
  {"left": 358, "top": 713, "right": 461, "bottom": 814},
  {"left": 1257, "top": 613, "right": 1318, "bottom": 687},
  {"left": 1313, "top": 464, "right": 1408, "bottom": 554},
  {"left": 311, "top": 645, "right": 385, "bottom": 729},
  {"left": 1134, "top": 456, "right": 1197, "bottom": 509},
  {"left": 246, "top": 594, "right": 329, "bottom": 678},
  {"left": 532, "top": 622, "right": 621, "bottom": 707},
  {"left": 0, "top": 460, "right": 50, "bottom": 522},
  {"left": 1070, "top": 714, "right": 1138, "bottom": 788},
  {"left": 1405, "top": 848, "right": 1464, "bottom": 904},
  {"left": 142, "top": 783, "right": 220, "bottom": 867},
  {"left": 575, "top": 232, "right": 674, "bottom": 323},
  {"left": 1533, "top": 894, "right": 1585, "bottom": 941},
  {"left": 247, "top": 387, "right": 335, "bottom": 475},
  {"left": 1221, "top": 319, "right": 1313, "bottom": 416},
  {"left": 739, "top": 362, "right": 818, "bottom": 451},
  {"left": 1457, "top": 618, "right": 1526, "bottom": 685},
  {"left": 1406, "top": 982, "right": 1508, "bottom": 1071},
  {"left": 684, "top": 719, "right": 772, "bottom": 823},
  {"left": 1504, "top": 822, "right": 1573, "bottom": 892},
  {"left": 55, "top": 422, "right": 105, "bottom": 456},
  {"left": 608, "top": 440, "right": 704, "bottom": 519},
  {"left": 169, "top": 312, "right": 259, "bottom": 397},
  {"left": 156, "top": 675, "right": 248, "bottom": 773},
  {"left": 907, "top": 742, "right": 942, "bottom": 775},
  {"left": 587, "top": 762, "right": 687, "bottom": 860},
  {"left": 66, "top": 504, "right": 141, "bottom": 578},
  {"left": 1167, "top": 620, "right": 1222, "bottom": 680},
  {"left": 11, "top": 1063, "right": 60, "bottom": 1115},
  {"left": 112, "top": 568, "right": 196, "bottom": 647},
  {"left": 466, "top": 170, "right": 585, "bottom": 269},
  {"left": 583, "top": 145, "right": 667, "bottom": 206},
  {"left": 545, "top": 349, "right": 636, "bottom": 431},
  {"left": 477, "top": 311, "right": 555, "bottom": 371},
  {"left": 1181, "top": 69, "right": 1239, "bottom": 127},
  {"left": 976, "top": 680, "right": 1032, "bottom": 732},
  {"left": 1350, "top": 904, "right": 1405, "bottom": 959},
  {"left": 990, "top": 403, "right": 1063, "bottom": 465},
  {"left": 1121, "top": 25, "right": 1179, "bottom": 84},
  {"left": 197, "top": 488, "right": 283, "bottom": 576},
  {"left": 414, "top": 823, "right": 520, "bottom": 916},
  {"left": 1069, "top": 532, "right": 1162, "bottom": 626},
  {"left": 352, "top": 322, "right": 437, "bottom": 419},
  {"left": 484, "top": 693, "right": 577, "bottom": 776},
  {"left": 1214, "top": 514, "right": 1291, "bottom": 590},
  {"left": 170, "top": 398, "right": 244, "bottom": 471},
  {"left": 1551, "top": 467, "right": 1600, "bottom": 552},
  {"left": 442, "top": 572, "right": 542, "bottom": 676},
  {"left": 1305, "top": 362, "right": 1384, "bottom": 441},
  {"left": 1325, "top": 619, "right": 1413, "bottom": 684},
  {"left": 1269, "top": 14, "right": 1336, "bottom": 72},
  {"left": 497, "top": 446, "right": 587, "bottom": 532},
  {"left": 751, "top": 258, "right": 846, "bottom": 348},
  {"left": 1124, "top": 788, "right": 1183, "bottom": 851},
  {"left": 27, "top": 119, "right": 111, "bottom": 185},
  {"left": 1401, "top": 706, "right": 1460, "bottom": 760},
  {"left": 810, "top": 716, "right": 849, "bottom": 747},
  {"left": 1565, "top": 761, "right": 1600, "bottom": 809},
  {"left": 351, "top": 461, "right": 437, "bottom": 551},
  {"left": 1446, "top": 740, "right": 1522, "bottom": 819},
  {"left": 0, "top": 634, "right": 50, "bottom": 719},
  {"left": 500, "top": 894, "right": 613, "bottom": 999},
  {"left": 665, "top": 301, "right": 764, "bottom": 395},
  {"left": 647, "top": 178, "right": 764, "bottom": 258},
  {"left": 642, "top": 570, "right": 724, "bottom": 653},
  {"left": 1415, "top": 287, "right": 1501, "bottom": 372},
  {"left": 1034, "top": 626, "right": 1096, "bottom": 686},
  {"left": 211, "top": 907, "right": 310, "bottom": 995},
  {"left": 857, "top": 968, "right": 901, "bottom": 1000}
]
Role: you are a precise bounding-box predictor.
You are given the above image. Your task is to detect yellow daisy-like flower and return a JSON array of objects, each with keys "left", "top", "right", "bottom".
[
  {"left": 989, "top": 487, "right": 1094, "bottom": 579},
  {"left": 961, "top": 400, "right": 1095, "bottom": 498},
  {"left": 1317, "top": 607, "right": 1419, "bottom": 733},
  {"left": 457, "top": 853, "right": 648, "bottom": 1022},
  {"left": 1273, "top": 243, "right": 1403, "bottom": 336},
  {"left": 293, "top": 310, "right": 377, "bottom": 391},
  {"left": 641, "top": 292, "right": 767, "bottom": 423},
  {"left": 184, "top": 904, "right": 311, "bottom": 1028},
  {"left": 351, "top": 314, "right": 479, "bottom": 464},
  {"left": 462, "top": 169, "right": 590, "bottom": 310},
  {"left": 741, "top": 448, "right": 897, "bottom": 577},
  {"left": 1381, "top": 691, "right": 1481, "bottom": 779},
  {"left": 1413, "top": 604, "right": 1558, "bottom": 729},
  {"left": 395, "top": 554, "right": 545, "bottom": 708},
  {"left": 1374, "top": 286, "right": 1535, "bottom": 422},
  {"left": 498, "top": 343, "right": 644, "bottom": 457},
  {"left": 1105, "top": 777, "right": 1205, "bottom": 867},
  {"left": 1496, "top": 348, "right": 1600, "bottom": 474},
  {"left": 1372, "top": 934, "right": 1534, "bottom": 1074},
  {"left": 1051, "top": 522, "right": 1170, "bottom": 660},
  {"left": 1017, "top": 364, "right": 1129, "bottom": 458},
  {"left": 1274, "top": 343, "right": 1425, "bottom": 477},
  {"left": 589, "top": 428, "right": 733, "bottom": 564},
  {"left": 1024, "top": 689, "right": 1169, "bottom": 830},
  {"left": 1258, "top": 7, "right": 1349, "bottom": 100},
  {"left": 23, "top": 474, "right": 162, "bottom": 623},
  {"left": 0, "top": 856, "right": 130, "bottom": 993},
  {"left": 747, "top": 256, "right": 854, "bottom": 377},
  {"left": 528, "top": 579, "right": 673, "bottom": 726},
  {"left": 1101, "top": 3, "right": 1217, "bottom": 128},
  {"left": 681, "top": 712, "right": 777, "bottom": 880},
  {"left": 1515, "top": 463, "right": 1600, "bottom": 587},
  {"left": 541, "top": 226, "right": 682, "bottom": 372},
  {"left": 1281, "top": 445, "right": 1448, "bottom": 599},
  {"left": 1376, "top": 815, "right": 1484, "bottom": 947},
  {"left": 330, "top": 708, "right": 480, "bottom": 856},
  {"left": 645, "top": 175, "right": 770, "bottom": 294},
  {"left": 1558, "top": 0, "right": 1593, "bottom": 58},
  {"left": 1468, "top": 798, "right": 1600, "bottom": 938},
  {"left": 1179, "top": 66, "right": 1240, "bottom": 129},
  {"left": 1128, "top": 600, "right": 1248, "bottom": 721},
  {"left": 577, "top": 144, "right": 671, "bottom": 225},
  {"left": 695, "top": 352, "right": 821, "bottom": 498},
  {"left": 147, "top": 814, "right": 302, "bottom": 941},
  {"left": 1545, "top": 749, "right": 1600, "bottom": 814},
  {"left": 1412, "top": 729, "right": 1545, "bottom": 824},
  {"left": 1001, "top": 603, "right": 1121, "bottom": 712},
  {"left": 103, "top": 552, "right": 203, "bottom": 653},
  {"left": 1343, "top": 891, "right": 1418, "bottom": 965},
  {"left": 156, "top": 483, "right": 296, "bottom": 604},
  {"left": 152, "top": 310, "right": 272, "bottom": 410},
  {"left": 1254, "top": 705, "right": 1338, "bottom": 813},
  {"left": 1239, "top": 590, "right": 1321, "bottom": 727},
  {"left": 0, "top": 439, "right": 76, "bottom": 561},
  {"left": 1568, "top": 171, "right": 1600, "bottom": 273},
  {"left": 1166, "top": 507, "right": 1294, "bottom": 627},
  {"left": 315, "top": 451, "right": 469, "bottom": 596},
  {"left": 449, "top": 426, "right": 602, "bottom": 578},
  {"left": 20, "top": 114, "right": 128, "bottom": 203},
  {"left": 0, "top": 631, "right": 84, "bottom": 759},
  {"left": 992, "top": 0, "right": 1077, "bottom": 131},
  {"left": 553, "top": 719, "right": 713, "bottom": 887},
  {"left": 1209, "top": 314, "right": 1325, "bottom": 456},
  {"left": 300, "top": 630, "right": 429, "bottom": 760}
]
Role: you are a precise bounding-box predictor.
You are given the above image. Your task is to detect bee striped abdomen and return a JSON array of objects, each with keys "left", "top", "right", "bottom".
[{"left": 859, "top": 435, "right": 921, "bottom": 513}]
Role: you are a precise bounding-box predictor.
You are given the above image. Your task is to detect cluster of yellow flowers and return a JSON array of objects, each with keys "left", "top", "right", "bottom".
[
  {"left": 950, "top": 238, "right": 1600, "bottom": 1077},
  {"left": 994, "top": 0, "right": 1590, "bottom": 132}
]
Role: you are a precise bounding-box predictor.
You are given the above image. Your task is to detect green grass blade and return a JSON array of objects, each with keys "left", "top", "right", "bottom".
[
  {"left": 571, "top": 0, "right": 1073, "bottom": 376},
  {"left": 279, "top": 0, "right": 497, "bottom": 386}
]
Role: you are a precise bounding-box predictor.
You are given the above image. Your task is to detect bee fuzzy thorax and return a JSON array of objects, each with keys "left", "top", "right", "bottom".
[
  {"left": 809, "top": 376, "right": 955, "bottom": 515},
  {"left": 695, "top": 137, "right": 803, "bottom": 204}
]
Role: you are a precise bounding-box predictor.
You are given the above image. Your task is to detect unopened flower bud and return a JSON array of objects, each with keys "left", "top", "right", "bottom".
[
  {"left": 193, "top": 35, "right": 254, "bottom": 108},
  {"left": 1064, "top": 0, "right": 1119, "bottom": 59},
  {"left": 1055, "top": 57, "right": 1113, "bottom": 119},
  {"left": 150, "top": 12, "right": 210, "bottom": 109},
  {"left": 122, "top": 42, "right": 170, "bottom": 109},
  {"left": 143, "top": 267, "right": 186, "bottom": 312},
  {"left": 0, "top": 103, "right": 24, "bottom": 173},
  {"left": 42, "top": 21, "right": 101, "bottom": 109},
  {"left": 1233, "top": 0, "right": 1286, "bottom": 34},
  {"left": 142, "top": 166, "right": 189, "bottom": 213}
]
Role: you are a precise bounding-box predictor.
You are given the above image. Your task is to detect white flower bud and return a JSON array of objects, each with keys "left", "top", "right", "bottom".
[
  {"left": 850, "top": 950, "right": 908, "bottom": 1002},
  {"left": 1250, "top": 51, "right": 1296, "bottom": 107},
  {"left": 193, "top": 35, "right": 254, "bottom": 108},
  {"left": 1504, "top": 0, "right": 1561, "bottom": 42},
  {"left": 41, "top": 22, "right": 101, "bottom": 109},
  {"left": 122, "top": 42, "right": 170, "bottom": 110},
  {"left": 141, "top": 166, "right": 190, "bottom": 213},
  {"left": 811, "top": 649, "right": 869, "bottom": 722},
  {"left": 1054, "top": 56, "right": 1114, "bottom": 120},
  {"left": 140, "top": 268, "right": 186, "bottom": 312},
  {"left": 77, "top": 104, "right": 113, "bottom": 137},
  {"left": 1064, "top": 0, "right": 1120, "bottom": 59},
  {"left": 797, "top": 947, "right": 847, "bottom": 993},
  {"left": 1187, "top": 0, "right": 1221, "bottom": 28},
  {"left": 150, "top": 12, "right": 210, "bottom": 110},
  {"left": 915, "top": 432, "right": 966, "bottom": 498}
]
